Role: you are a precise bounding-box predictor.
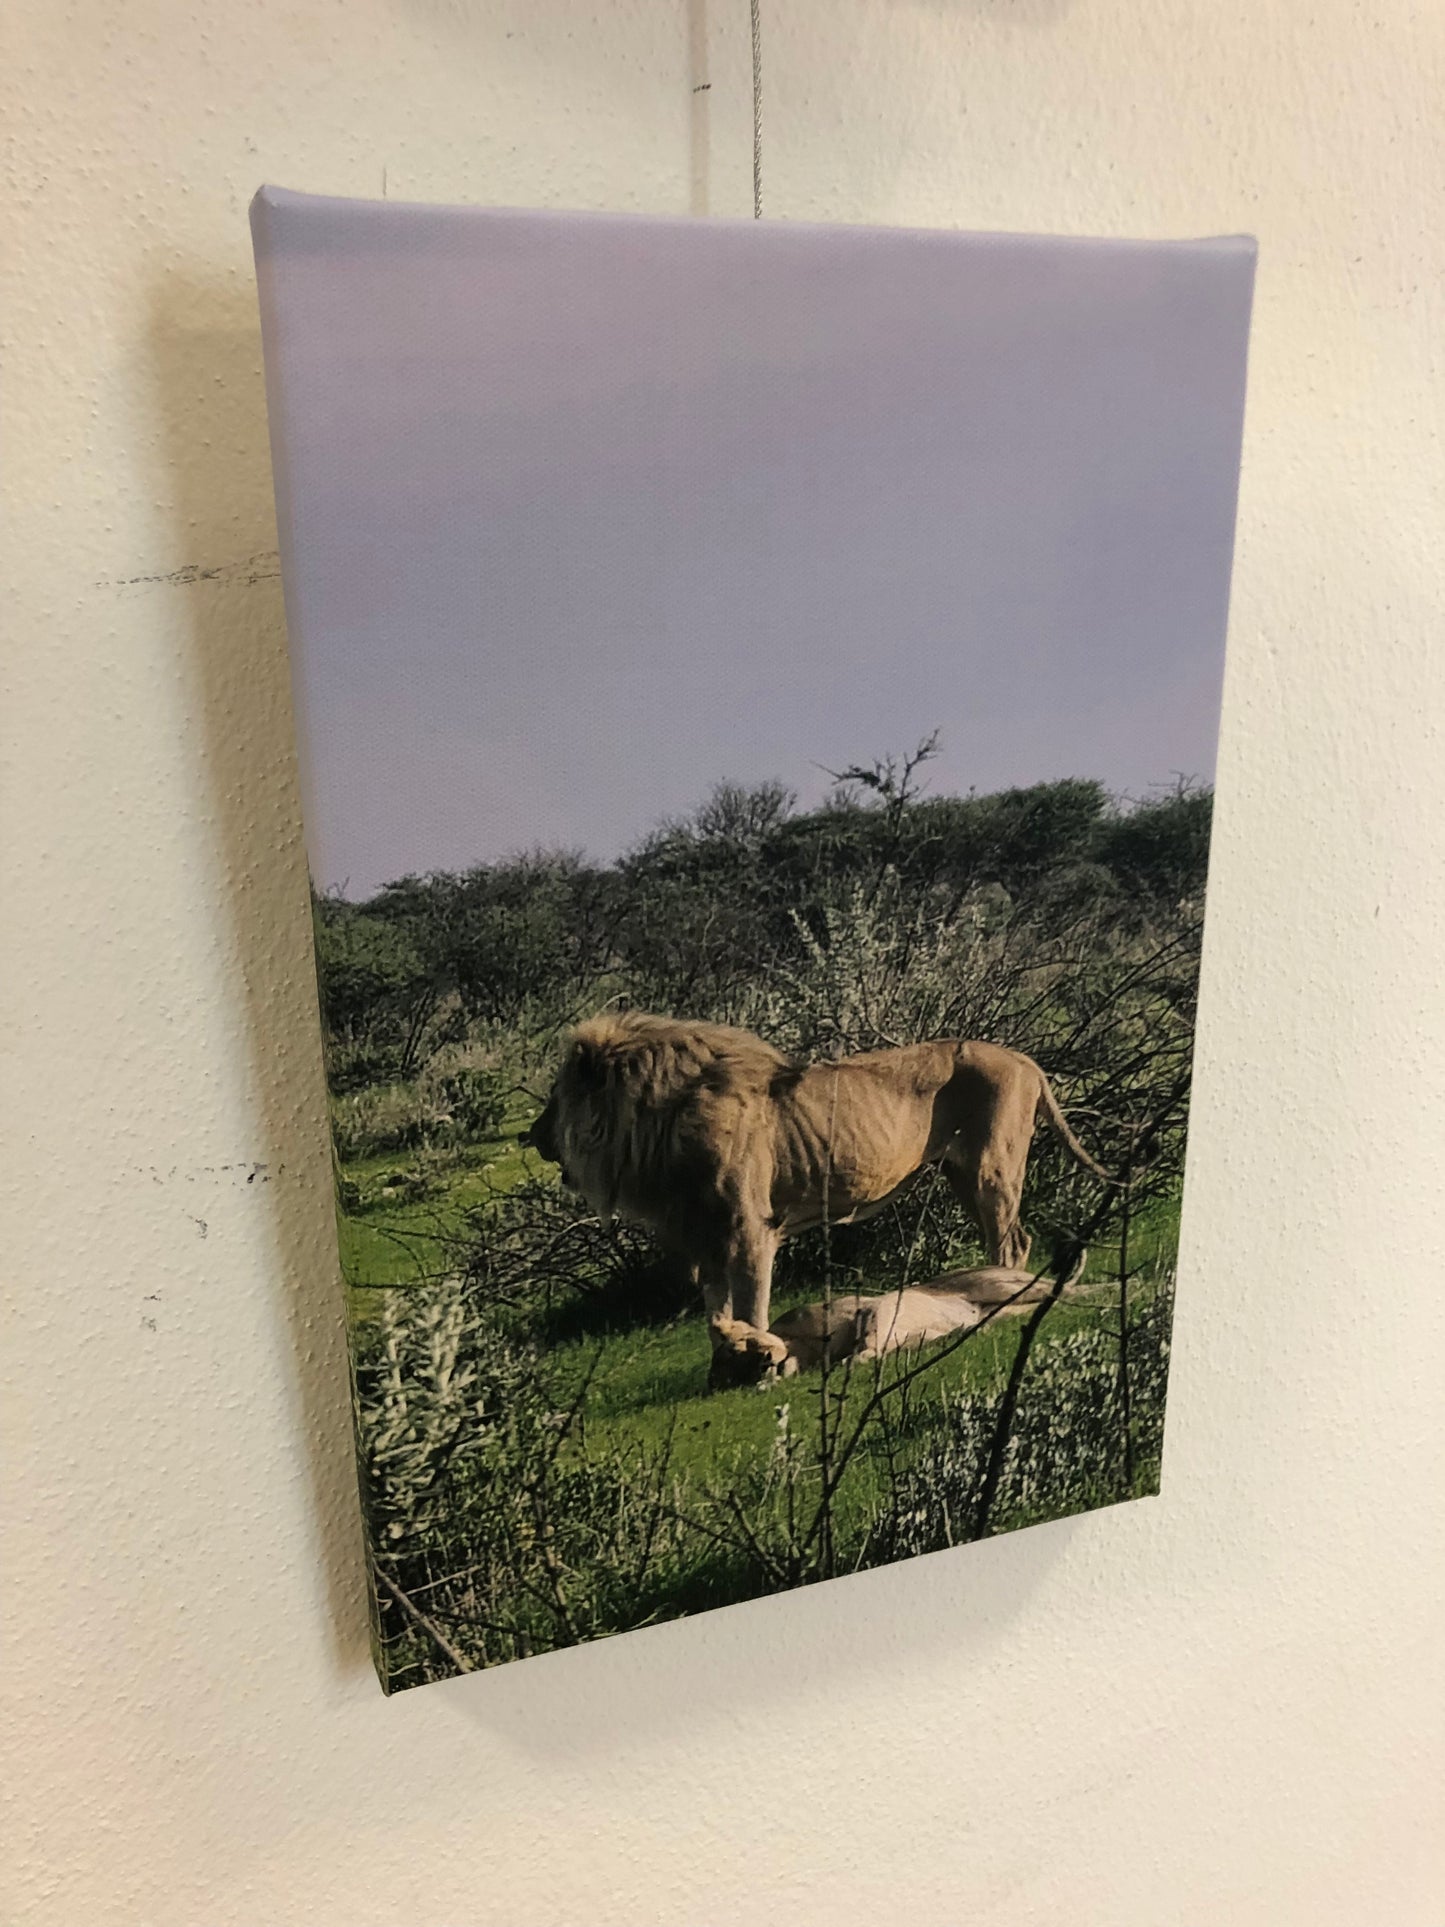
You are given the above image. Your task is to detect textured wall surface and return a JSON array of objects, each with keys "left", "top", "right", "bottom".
[{"left": 4, "top": 3, "right": 1443, "bottom": 1923}]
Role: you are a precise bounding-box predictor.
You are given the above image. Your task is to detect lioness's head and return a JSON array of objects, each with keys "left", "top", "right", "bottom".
[{"left": 708, "top": 1317, "right": 792, "bottom": 1390}]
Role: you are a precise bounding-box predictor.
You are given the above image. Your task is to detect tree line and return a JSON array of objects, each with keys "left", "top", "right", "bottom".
[{"left": 315, "top": 755, "right": 1212, "bottom": 1098}]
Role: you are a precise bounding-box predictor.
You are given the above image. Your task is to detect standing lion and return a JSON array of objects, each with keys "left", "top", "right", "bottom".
[{"left": 522, "top": 1011, "right": 1107, "bottom": 1388}]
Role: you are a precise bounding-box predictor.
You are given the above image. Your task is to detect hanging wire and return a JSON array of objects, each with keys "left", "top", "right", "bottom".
[{"left": 750, "top": 0, "right": 763, "bottom": 218}]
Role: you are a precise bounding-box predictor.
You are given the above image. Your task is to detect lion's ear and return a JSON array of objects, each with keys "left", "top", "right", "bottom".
[{"left": 570, "top": 1035, "right": 607, "bottom": 1090}]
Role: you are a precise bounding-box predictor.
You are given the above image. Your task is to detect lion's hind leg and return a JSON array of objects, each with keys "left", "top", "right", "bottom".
[
  {"left": 975, "top": 1155, "right": 1032, "bottom": 1268},
  {"left": 940, "top": 1151, "right": 1031, "bottom": 1269}
]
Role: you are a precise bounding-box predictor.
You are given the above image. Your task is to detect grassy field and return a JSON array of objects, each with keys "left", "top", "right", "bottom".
[{"left": 338, "top": 1101, "right": 1178, "bottom": 1666}]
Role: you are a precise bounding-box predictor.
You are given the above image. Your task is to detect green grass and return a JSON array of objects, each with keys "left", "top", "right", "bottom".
[
  {"left": 338, "top": 1131, "right": 1176, "bottom": 1571},
  {"left": 551, "top": 1263, "right": 1167, "bottom": 1546},
  {"left": 342, "top": 1127, "right": 1176, "bottom": 1683},
  {"left": 336, "top": 1111, "right": 545, "bottom": 1296}
]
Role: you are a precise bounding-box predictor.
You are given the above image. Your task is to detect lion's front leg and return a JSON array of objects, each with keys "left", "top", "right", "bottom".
[
  {"left": 723, "top": 1225, "right": 779, "bottom": 1334},
  {"left": 698, "top": 1260, "right": 739, "bottom": 1393},
  {"left": 702, "top": 1228, "right": 779, "bottom": 1392},
  {"left": 694, "top": 1258, "right": 731, "bottom": 1323}
]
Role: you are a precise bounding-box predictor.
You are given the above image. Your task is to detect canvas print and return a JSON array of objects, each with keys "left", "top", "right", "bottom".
[{"left": 252, "top": 187, "right": 1254, "bottom": 1691}]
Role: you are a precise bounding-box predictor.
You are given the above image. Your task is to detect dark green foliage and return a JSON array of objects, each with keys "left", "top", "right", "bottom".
[
  {"left": 312, "top": 901, "right": 437, "bottom": 1089},
  {"left": 458, "top": 1177, "right": 692, "bottom": 1339},
  {"left": 372, "top": 854, "right": 615, "bottom": 1033},
  {"left": 1096, "top": 782, "right": 1213, "bottom": 905},
  {"left": 314, "top": 772, "right": 1212, "bottom": 1086}
]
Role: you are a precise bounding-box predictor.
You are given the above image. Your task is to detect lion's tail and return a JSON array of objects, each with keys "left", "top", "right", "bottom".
[{"left": 1035, "top": 1071, "right": 1113, "bottom": 1185}]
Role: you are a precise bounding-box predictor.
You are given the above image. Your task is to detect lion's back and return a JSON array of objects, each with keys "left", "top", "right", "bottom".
[{"left": 572, "top": 1010, "right": 792, "bottom": 1103}]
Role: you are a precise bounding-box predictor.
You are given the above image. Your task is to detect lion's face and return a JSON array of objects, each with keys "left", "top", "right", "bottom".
[
  {"left": 521, "top": 1045, "right": 617, "bottom": 1208},
  {"left": 520, "top": 1093, "right": 561, "bottom": 1165},
  {"left": 522, "top": 1090, "right": 589, "bottom": 1199}
]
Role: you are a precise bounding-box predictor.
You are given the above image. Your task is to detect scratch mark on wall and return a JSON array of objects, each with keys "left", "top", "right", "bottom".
[
  {"left": 96, "top": 550, "right": 281, "bottom": 594},
  {"left": 133, "top": 1162, "right": 284, "bottom": 1186}
]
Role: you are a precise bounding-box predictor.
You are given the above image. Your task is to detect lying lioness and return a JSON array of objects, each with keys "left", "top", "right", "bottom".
[{"left": 710, "top": 1252, "right": 1086, "bottom": 1386}]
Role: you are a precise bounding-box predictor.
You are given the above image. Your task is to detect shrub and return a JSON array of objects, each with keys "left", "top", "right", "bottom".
[
  {"left": 433, "top": 1066, "right": 508, "bottom": 1139},
  {"left": 860, "top": 1276, "right": 1174, "bottom": 1566},
  {"left": 353, "top": 1280, "right": 692, "bottom": 1684},
  {"left": 459, "top": 1178, "right": 691, "bottom": 1336},
  {"left": 329, "top": 1058, "right": 509, "bottom": 1163}
]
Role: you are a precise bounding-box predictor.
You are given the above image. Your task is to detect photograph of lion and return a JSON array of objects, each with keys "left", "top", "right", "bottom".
[
  {"left": 253, "top": 187, "right": 1253, "bottom": 1689},
  {"left": 521, "top": 1013, "right": 1107, "bottom": 1387}
]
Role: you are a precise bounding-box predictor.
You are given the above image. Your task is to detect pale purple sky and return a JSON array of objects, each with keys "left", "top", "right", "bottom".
[{"left": 253, "top": 190, "right": 1254, "bottom": 898}]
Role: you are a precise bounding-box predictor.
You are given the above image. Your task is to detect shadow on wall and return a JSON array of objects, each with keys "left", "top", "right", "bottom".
[
  {"left": 448, "top": 1506, "right": 1083, "bottom": 1759},
  {"left": 147, "top": 270, "right": 373, "bottom": 1681}
]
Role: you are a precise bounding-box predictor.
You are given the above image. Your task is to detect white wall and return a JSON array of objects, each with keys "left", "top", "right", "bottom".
[{"left": 5, "top": 3, "right": 1443, "bottom": 1922}]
